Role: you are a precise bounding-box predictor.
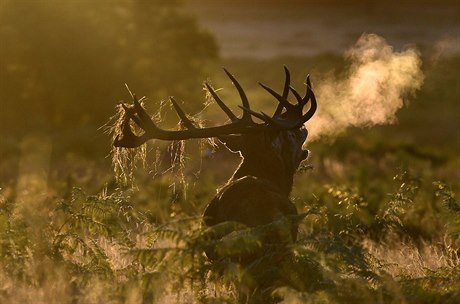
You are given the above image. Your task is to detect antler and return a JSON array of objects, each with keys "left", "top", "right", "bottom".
[{"left": 114, "top": 67, "right": 317, "bottom": 148}]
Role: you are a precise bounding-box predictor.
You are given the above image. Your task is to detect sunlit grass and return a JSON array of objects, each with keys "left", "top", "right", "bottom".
[{"left": 1, "top": 164, "right": 459, "bottom": 303}]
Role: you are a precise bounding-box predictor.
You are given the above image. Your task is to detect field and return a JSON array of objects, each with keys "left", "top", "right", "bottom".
[{"left": 1, "top": 1, "right": 460, "bottom": 303}]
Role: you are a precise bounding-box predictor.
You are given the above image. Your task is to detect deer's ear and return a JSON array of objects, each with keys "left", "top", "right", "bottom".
[{"left": 218, "top": 135, "right": 243, "bottom": 153}]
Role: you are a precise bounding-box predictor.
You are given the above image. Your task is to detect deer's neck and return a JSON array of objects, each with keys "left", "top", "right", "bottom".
[{"left": 230, "top": 157, "right": 294, "bottom": 195}]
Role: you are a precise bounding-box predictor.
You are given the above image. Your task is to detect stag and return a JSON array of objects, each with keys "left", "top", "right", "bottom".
[{"left": 114, "top": 67, "right": 317, "bottom": 260}]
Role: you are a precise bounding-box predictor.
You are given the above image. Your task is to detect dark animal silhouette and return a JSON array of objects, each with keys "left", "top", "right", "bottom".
[{"left": 114, "top": 67, "right": 317, "bottom": 261}]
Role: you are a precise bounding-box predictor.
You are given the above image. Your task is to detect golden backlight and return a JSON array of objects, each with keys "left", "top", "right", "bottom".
[{"left": 0, "top": 1, "right": 459, "bottom": 303}]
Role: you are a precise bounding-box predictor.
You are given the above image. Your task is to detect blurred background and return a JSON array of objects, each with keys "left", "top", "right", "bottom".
[
  {"left": 1, "top": 1, "right": 460, "bottom": 302},
  {"left": 0, "top": 0, "right": 459, "bottom": 196}
]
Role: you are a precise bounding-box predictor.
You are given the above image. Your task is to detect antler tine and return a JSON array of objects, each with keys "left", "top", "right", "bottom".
[
  {"left": 223, "top": 68, "right": 253, "bottom": 123},
  {"left": 116, "top": 113, "right": 152, "bottom": 148},
  {"left": 300, "top": 78, "right": 317, "bottom": 124},
  {"left": 302, "top": 75, "right": 312, "bottom": 103},
  {"left": 282, "top": 65, "right": 291, "bottom": 98},
  {"left": 258, "top": 82, "right": 296, "bottom": 113},
  {"left": 261, "top": 111, "right": 288, "bottom": 128},
  {"left": 205, "top": 82, "right": 238, "bottom": 122},
  {"left": 169, "top": 97, "right": 196, "bottom": 129},
  {"left": 121, "top": 103, "right": 143, "bottom": 127},
  {"left": 132, "top": 94, "right": 159, "bottom": 133},
  {"left": 272, "top": 66, "right": 291, "bottom": 117},
  {"left": 289, "top": 85, "right": 303, "bottom": 105},
  {"left": 114, "top": 94, "right": 160, "bottom": 148},
  {"left": 238, "top": 105, "right": 271, "bottom": 123},
  {"left": 239, "top": 105, "right": 289, "bottom": 129}
]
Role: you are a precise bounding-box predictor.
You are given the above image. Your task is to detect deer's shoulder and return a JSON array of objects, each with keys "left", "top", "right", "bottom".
[
  {"left": 219, "top": 175, "right": 284, "bottom": 198},
  {"left": 204, "top": 176, "right": 297, "bottom": 228}
]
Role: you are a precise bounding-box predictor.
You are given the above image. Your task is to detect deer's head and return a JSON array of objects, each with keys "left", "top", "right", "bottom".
[{"left": 114, "top": 67, "right": 316, "bottom": 191}]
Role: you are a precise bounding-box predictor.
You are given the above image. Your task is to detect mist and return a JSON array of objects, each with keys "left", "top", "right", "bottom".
[{"left": 307, "top": 33, "right": 424, "bottom": 141}]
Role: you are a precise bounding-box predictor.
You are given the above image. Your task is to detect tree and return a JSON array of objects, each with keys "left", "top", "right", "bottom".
[{"left": 0, "top": 0, "right": 218, "bottom": 144}]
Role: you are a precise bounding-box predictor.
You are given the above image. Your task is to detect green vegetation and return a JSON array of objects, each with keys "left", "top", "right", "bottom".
[{"left": 1, "top": 169, "right": 459, "bottom": 303}]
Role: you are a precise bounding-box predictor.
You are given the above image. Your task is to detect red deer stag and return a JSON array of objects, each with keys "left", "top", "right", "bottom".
[{"left": 114, "top": 67, "right": 317, "bottom": 260}]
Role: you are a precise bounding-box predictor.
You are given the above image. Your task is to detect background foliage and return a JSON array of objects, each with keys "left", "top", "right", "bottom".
[{"left": 0, "top": 0, "right": 217, "bottom": 143}]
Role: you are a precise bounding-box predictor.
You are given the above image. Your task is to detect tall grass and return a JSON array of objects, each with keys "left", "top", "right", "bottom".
[{"left": 1, "top": 169, "right": 458, "bottom": 303}]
